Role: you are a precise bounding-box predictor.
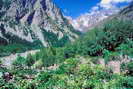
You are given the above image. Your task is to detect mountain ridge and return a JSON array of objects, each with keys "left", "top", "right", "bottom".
[
  {"left": 67, "top": 8, "right": 119, "bottom": 32},
  {"left": 0, "top": 0, "right": 79, "bottom": 48}
]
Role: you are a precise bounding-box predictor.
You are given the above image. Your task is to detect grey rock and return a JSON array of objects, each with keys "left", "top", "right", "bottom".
[{"left": 0, "top": 0, "right": 79, "bottom": 47}]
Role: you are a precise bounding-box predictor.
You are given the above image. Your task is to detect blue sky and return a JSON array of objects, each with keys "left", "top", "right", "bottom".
[
  {"left": 53, "top": 0, "right": 100, "bottom": 18},
  {"left": 53, "top": 0, "right": 131, "bottom": 19}
]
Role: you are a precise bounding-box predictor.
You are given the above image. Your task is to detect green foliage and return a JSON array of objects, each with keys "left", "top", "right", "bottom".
[
  {"left": 14, "top": 47, "right": 66, "bottom": 68},
  {"left": 103, "top": 49, "right": 120, "bottom": 62},
  {"left": 11, "top": 68, "right": 37, "bottom": 77},
  {"left": 66, "top": 19, "right": 133, "bottom": 56},
  {"left": 18, "top": 58, "right": 127, "bottom": 89},
  {"left": 26, "top": 54, "right": 36, "bottom": 67},
  {"left": 121, "top": 76, "right": 133, "bottom": 88},
  {"left": 13, "top": 54, "right": 38, "bottom": 68},
  {"left": 121, "top": 62, "right": 133, "bottom": 76},
  {"left": 39, "top": 48, "right": 57, "bottom": 67},
  {"left": 1, "top": 16, "right": 133, "bottom": 89},
  {"left": 42, "top": 29, "right": 69, "bottom": 47},
  {"left": 0, "top": 41, "right": 43, "bottom": 57},
  {"left": 0, "top": 83, "right": 17, "bottom": 89},
  {"left": 0, "top": 44, "right": 27, "bottom": 56},
  {"left": 117, "top": 39, "right": 133, "bottom": 57},
  {"left": 13, "top": 56, "right": 27, "bottom": 67}
]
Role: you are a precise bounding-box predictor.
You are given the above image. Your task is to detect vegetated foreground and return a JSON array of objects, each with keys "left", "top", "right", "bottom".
[{"left": 0, "top": 18, "right": 133, "bottom": 89}]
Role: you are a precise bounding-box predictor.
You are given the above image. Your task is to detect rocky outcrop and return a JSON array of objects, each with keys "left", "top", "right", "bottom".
[
  {"left": 0, "top": 0, "right": 79, "bottom": 47},
  {"left": 107, "top": 61, "right": 121, "bottom": 74},
  {"left": 106, "top": 55, "right": 133, "bottom": 74}
]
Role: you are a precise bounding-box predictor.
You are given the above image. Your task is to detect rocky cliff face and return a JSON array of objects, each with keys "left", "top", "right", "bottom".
[{"left": 0, "top": 0, "right": 79, "bottom": 47}]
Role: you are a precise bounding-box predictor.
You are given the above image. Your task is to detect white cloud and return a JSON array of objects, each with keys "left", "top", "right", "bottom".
[
  {"left": 101, "top": 0, "right": 131, "bottom": 4},
  {"left": 91, "top": 6, "right": 99, "bottom": 11},
  {"left": 100, "top": 0, "right": 132, "bottom": 9}
]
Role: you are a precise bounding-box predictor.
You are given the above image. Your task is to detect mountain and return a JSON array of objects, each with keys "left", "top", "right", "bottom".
[
  {"left": 68, "top": 8, "right": 119, "bottom": 32},
  {"left": 118, "top": 2, "right": 133, "bottom": 20},
  {"left": 0, "top": 0, "right": 79, "bottom": 48},
  {"left": 1, "top": 2, "right": 133, "bottom": 89}
]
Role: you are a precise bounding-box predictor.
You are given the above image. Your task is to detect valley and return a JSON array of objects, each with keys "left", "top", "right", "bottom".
[{"left": 0, "top": 0, "right": 133, "bottom": 89}]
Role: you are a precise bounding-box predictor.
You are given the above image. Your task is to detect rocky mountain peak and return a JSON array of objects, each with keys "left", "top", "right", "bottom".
[
  {"left": 0, "top": 0, "right": 79, "bottom": 48},
  {"left": 7, "top": 0, "right": 63, "bottom": 24}
]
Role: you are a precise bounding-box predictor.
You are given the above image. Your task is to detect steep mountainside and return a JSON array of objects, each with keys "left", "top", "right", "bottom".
[
  {"left": 0, "top": 0, "right": 79, "bottom": 48},
  {"left": 118, "top": 2, "right": 133, "bottom": 20}
]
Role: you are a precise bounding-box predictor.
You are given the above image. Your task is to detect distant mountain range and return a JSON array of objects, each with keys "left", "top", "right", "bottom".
[
  {"left": 67, "top": 7, "right": 120, "bottom": 32},
  {"left": 68, "top": 2, "right": 133, "bottom": 32}
]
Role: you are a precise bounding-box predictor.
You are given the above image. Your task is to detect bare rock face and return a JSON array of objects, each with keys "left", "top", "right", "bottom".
[
  {"left": 106, "top": 55, "right": 133, "bottom": 74},
  {"left": 0, "top": 0, "right": 79, "bottom": 47}
]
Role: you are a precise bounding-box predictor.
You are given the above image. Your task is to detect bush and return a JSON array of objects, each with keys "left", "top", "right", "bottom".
[
  {"left": 25, "top": 58, "right": 125, "bottom": 89},
  {"left": 117, "top": 39, "right": 133, "bottom": 57},
  {"left": 13, "top": 56, "right": 27, "bottom": 67},
  {"left": 0, "top": 44, "right": 30, "bottom": 57},
  {"left": 121, "top": 62, "right": 133, "bottom": 76},
  {"left": 122, "top": 76, "right": 133, "bottom": 88},
  {"left": 67, "top": 19, "right": 133, "bottom": 56}
]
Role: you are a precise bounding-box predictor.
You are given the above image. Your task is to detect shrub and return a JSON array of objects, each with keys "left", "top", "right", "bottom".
[
  {"left": 122, "top": 76, "right": 133, "bottom": 88},
  {"left": 24, "top": 58, "right": 124, "bottom": 89},
  {"left": 121, "top": 62, "right": 133, "bottom": 76},
  {"left": 68, "top": 19, "right": 133, "bottom": 56},
  {"left": 13, "top": 56, "right": 27, "bottom": 67},
  {"left": 117, "top": 39, "right": 133, "bottom": 57}
]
